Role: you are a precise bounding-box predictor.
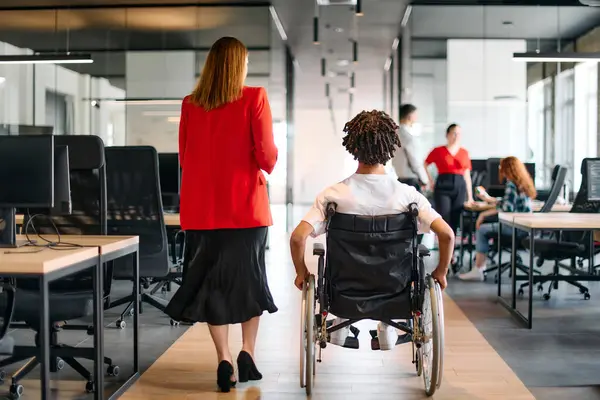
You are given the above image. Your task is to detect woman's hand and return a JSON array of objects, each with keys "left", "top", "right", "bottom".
[{"left": 294, "top": 269, "right": 311, "bottom": 290}]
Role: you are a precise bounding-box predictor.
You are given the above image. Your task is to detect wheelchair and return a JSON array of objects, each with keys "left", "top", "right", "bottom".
[{"left": 300, "top": 203, "right": 445, "bottom": 396}]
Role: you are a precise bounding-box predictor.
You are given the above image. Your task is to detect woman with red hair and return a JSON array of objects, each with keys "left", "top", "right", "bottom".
[{"left": 459, "top": 156, "right": 536, "bottom": 281}]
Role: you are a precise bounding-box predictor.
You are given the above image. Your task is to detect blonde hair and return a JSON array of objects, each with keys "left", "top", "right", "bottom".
[
  {"left": 499, "top": 156, "right": 537, "bottom": 199},
  {"left": 189, "top": 37, "right": 248, "bottom": 110}
]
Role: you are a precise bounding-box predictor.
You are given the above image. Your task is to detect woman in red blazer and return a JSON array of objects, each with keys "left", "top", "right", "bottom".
[{"left": 165, "top": 37, "right": 278, "bottom": 392}]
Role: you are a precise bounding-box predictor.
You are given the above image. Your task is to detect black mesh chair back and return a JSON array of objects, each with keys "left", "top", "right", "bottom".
[
  {"left": 0, "top": 283, "right": 15, "bottom": 354},
  {"left": 325, "top": 212, "right": 416, "bottom": 320},
  {"left": 471, "top": 159, "right": 488, "bottom": 188},
  {"left": 106, "top": 146, "right": 169, "bottom": 278},
  {"left": 538, "top": 165, "right": 567, "bottom": 213}
]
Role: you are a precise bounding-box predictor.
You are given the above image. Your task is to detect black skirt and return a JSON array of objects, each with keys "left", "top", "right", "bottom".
[{"left": 165, "top": 227, "right": 278, "bottom": 326}]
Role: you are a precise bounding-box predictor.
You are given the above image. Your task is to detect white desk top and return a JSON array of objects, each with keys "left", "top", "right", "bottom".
[
  {"left": 0, "top": 235, "right": 138, "bottom": 275},
  {"left": 499, "top": 212, "right": 600, "bottom": 229}
]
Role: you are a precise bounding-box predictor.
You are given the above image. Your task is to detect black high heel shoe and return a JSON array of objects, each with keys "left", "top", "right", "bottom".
[
  {"left": 217, "top": 361, "right": 237, "bottom": 392},
  {"left": 237, "top": 351, "right": 262, "bottom": 382}
]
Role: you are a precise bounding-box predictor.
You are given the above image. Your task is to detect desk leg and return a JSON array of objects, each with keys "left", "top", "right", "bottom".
[
  {"left": 590, "top": 234, "right": 595, "bottom": 275},
  {"left": 93, "top": 255, "right": 104, "bottom": 400},
  {"left": 469, "top": 212, "right": 474, "bottom": 271},
  {"left": 527, "top": 230, "right": 534, "bottom": 329},
  {"left": 497, "top": 222, "right": 502, "bottom": 297},
  {"left": 39, "top": 276, "right": 50, "bottom": 399},
  {"left": 133, "top": 250, "right": 140, "bottom": 373},
  {"left": 511, "top": 226, "right": 517, "bottom": 309},
  {"left": 459, "top": 212, "right": 464, "bottom": 270}
]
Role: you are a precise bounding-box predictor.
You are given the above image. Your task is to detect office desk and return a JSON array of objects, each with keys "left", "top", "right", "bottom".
[
  {"left": 459, "top": 202, "right": 572, "bottom": 271},
  {"left": 0, "top": 235, "right": 139, "bottom": 400},
  {"left": 497, "top": 213, "right": 600, "bottom": 329}
]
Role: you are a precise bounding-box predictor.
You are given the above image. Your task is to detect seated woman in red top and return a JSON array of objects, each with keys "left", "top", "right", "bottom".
[
  {"left": 165, "top": 37, "right": 278, "bottom": 392},
  {"left": 424, "top": 124, "right": 473, "bottom": 266}
]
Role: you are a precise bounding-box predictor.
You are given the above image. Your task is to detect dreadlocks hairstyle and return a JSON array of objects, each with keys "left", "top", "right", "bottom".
[{"left": 342, "top": 110, "right": 400, "bottom": 165}]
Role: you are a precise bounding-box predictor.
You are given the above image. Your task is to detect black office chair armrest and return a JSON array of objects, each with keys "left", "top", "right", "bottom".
[
  {"left": 418, "top": 244, "right": 430, "bottom": 257},
  {"left": 313, "top": 243, "right": 325, "bottom": 256},
  {"left": 483, "top": 214, "right": 499, "bottom": 224}
]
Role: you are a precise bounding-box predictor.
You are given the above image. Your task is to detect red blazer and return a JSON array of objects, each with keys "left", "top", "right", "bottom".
[{"left": 178, "top": 86, "right": 278, "bottom": 231}]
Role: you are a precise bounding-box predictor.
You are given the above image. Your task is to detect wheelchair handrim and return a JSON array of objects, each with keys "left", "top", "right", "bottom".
[
  {"left": 299, "top": 281, "right": 307, "bottom": 388},
  {"left": 422, "top": 276, "right": 441, "bottom": 396}
]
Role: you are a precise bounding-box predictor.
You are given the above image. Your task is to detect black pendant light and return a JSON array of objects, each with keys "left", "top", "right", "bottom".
[
  {"left": 356, "top": 0, "right": 363, "bottom": 16},
  {"left": 321, "top": 58, "right": 327, "bottom": 77}
]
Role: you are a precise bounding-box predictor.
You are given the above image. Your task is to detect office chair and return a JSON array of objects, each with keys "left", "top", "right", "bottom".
[
  {"left": 0, "top": 136, "right": 119, "bottom": 397},
  {"left": 0, "top": 282, "right": 15, "bottom": 360},
  {"left": 104, "top": 147, "right": 173, "bottom": 327},
  {"left": 522, "top": 158, "right": 600, "bottom": 300},
  {"left": 483, "top": 165, "right": 567, "bottom": 284}
]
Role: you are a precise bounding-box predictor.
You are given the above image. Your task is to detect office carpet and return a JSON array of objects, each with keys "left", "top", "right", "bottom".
[{"left": 446, "top": 258, "right": 600, "bottom": 399}]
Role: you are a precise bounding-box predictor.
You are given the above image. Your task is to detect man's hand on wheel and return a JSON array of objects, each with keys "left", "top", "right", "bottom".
[
  {"left": 294, "top": 269, "right": 311, "bottom": 290},
  {"left": 431, "top": 267, "right": 448, "bottom": 290}
]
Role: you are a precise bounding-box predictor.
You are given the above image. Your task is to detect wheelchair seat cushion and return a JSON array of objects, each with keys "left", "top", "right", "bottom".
[{"left": 326, "top": 213, "right": 416, "bottom": 320}]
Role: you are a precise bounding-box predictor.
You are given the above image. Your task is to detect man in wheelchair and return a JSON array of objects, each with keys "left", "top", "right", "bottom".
[{"left": 290, "top": 110, "right": 454, "bottom": 351}]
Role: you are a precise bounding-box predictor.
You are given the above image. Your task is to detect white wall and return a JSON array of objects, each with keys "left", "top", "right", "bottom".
[
  {"left": 447, "top": 39, "right": 527, "bottom": 160},
  {"left": 293, "top": 108, "right": 357, "bottom": 204},
  {"left": 411, "top": 59, "right": 447, "bottom": 161}
]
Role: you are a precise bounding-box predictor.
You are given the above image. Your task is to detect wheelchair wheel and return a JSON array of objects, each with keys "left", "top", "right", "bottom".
[
  {"left": 420, "top": 275, "right": 443, "bottom": 396},
  {"left": 299, "top": 275, "right": 316, "bottom": 395}
]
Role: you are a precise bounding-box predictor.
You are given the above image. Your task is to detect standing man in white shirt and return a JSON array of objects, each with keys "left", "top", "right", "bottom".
[
  {"left": 392, "top": 104, "right": 429, "bottom": 192},
  {"left": 290, "top": 110, "right": 454, "bottom": 351}
]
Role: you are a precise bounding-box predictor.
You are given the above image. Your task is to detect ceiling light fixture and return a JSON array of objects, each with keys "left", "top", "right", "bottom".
[
  {"left": 392, "top": 38, "right": 399, "bottom": 52},
  {"left": 356, "top": 0, "right": 363, "bottom": 16},
  {"left": 86, "top": 98, "right": 182, "bottom": 106},
  {"left": 400, "top": 5, "right": 412, "bottom": 27},
  {"left": 513, "top": 52, "right": 600, "bottom": 62},
  {"left": 384, "top": 57, "right": 392, "bottom": 71},
  {"left": 352, "top": 40, "right": 358, "bottom": 63},
  {"left": 337, "top": 59, "right": 350, "bottom": 67},
  {"left": 313, "top": 2, "right": 320, "bottom": 44},
  {"left": 269, "top": 6, "right": 288, "bottom": 41},
  {"left": 325, "top": 83, "right": 330, "bottom": 97},
  {"left": 321, "top": 58, "right": 327, "bottom": 77},
  {"left": 0, "top": 54, "right": 93, "bottom": 65},
  {"left": 350, "top": 72, "right": 355, "bottom": 88}
]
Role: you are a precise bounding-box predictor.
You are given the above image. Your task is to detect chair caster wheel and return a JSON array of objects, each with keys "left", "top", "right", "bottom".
[
  {"left": 87, "top": 326, "right": 94, "bottom": 336},
  {"left": 161, "top": 286, "right": 167, "bottom": 293},
  {"left": 9, "top": 384, "right": 24, "bottom": 398},
  {"left": 128, "top": 308, "right": 135, "bottom": 317},
  {"left": 107, "top": 365, "right": 120, "bottom": 377},
  {"left": 580, "top": 288, "right": 587, "bottom": 294},
  {"left": 518, "top": 288, "right": 524, "bottom": 297},
  {"left": 170, "top": 319, "right": 180, "bottom": 326},
  {"left": 537, "top": 285, "right": 544, "bottom": 292},
  {"left": 85, "top": 381, "right": 95, "bottom": 393},
  {"left": 116, "top": 320, "right": 126, "bottom": 329},
  {"left": 0, "top": 369, "right": 6, "bottom": 383},
  {"left": 584, "top": 292, "right": 591, "bottom": 300},
  {"left": 56, "top": 357, "right": 65, "bottom": 371},
  {"left": 543, "top": 293, "right": 551, "bottom": 301}
]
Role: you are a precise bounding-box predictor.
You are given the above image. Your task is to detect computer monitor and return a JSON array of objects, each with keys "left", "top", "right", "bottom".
[
  {"left": 0, "top": 135, "right": 55, "bottom": 247},
  {"left": 50, "top": 145, "right": 72, "bottom": 216},
  {"left": 587, "top": 159, "right": 600, "bottom": 201},
  {"left": 158, "top": 153, "right": 180, "bottom": 211}
]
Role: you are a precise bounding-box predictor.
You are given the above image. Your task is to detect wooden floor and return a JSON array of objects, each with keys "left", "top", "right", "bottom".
[{"left": 121, "top": 233, "right": 535, "bottom": 400}]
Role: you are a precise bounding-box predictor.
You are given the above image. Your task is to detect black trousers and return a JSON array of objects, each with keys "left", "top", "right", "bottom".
[{"left": 433, "top": 174, "right": 467, "bottom": 235}]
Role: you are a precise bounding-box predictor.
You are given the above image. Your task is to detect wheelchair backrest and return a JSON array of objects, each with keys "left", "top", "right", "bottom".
[{"left": 326, "top": 212, "right": 417, "bottom": 295}]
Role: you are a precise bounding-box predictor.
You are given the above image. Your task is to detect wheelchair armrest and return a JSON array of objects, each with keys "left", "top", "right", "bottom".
[
  {"left": 418, "top": 244, "right": 430, "bottom": 257},
  {"left": 313, "top": 243, "right": 325, "bottom": 256}
]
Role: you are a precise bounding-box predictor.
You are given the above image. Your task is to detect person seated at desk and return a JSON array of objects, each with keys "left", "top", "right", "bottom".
[
  {"left": 290, "top": 110, "right": 454, "bottom": 351},
  {"left": 459, "top": 156, "right": 536, "bottom": 281}
]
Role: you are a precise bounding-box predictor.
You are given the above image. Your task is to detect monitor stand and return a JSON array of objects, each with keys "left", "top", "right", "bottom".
[{"left": 0, "top": 208, "right": 30, "bottom": 248}]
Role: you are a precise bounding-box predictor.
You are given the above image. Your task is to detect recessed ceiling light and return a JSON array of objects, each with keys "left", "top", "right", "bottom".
[
  {"left": 337, "top": 59, "right": 350, "bottom": 67},
  {"left": 327, "top": 71, "right": 336, "bottom": 78},
  {"left": 334, "top": 27, "right": 344, "bottom": 33}
]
